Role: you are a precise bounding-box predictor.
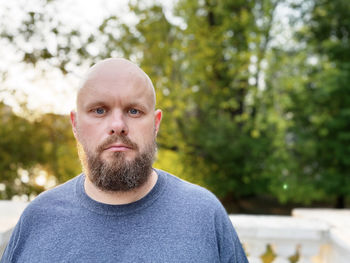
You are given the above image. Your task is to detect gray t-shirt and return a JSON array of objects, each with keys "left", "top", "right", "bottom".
[{"left": 1, "top": 169, "right": 248, "bottom": 262}]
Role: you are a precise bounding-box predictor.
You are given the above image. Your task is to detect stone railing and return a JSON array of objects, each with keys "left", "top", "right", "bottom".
[
  {"left": 231, "top": 209, "right": 350, "bottom": 263},
  {"left": 0, "top": 201, "right": 349, "bottom": 262},
  {"left": 0, "top": 201, "right": 28, "bottom": 256}
]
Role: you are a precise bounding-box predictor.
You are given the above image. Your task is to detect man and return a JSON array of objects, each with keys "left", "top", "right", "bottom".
[{"left": 1, "top": 58, "right": 248, "bottom": 262}]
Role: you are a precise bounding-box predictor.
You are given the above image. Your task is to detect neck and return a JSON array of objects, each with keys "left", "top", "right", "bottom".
[{"left": 84, "top": 170, "right": 158, "bottom": 205}]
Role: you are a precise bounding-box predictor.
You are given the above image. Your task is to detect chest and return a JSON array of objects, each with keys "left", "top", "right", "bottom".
[{"left": 16, "top": 212, "right": 219, "bottom": 263}]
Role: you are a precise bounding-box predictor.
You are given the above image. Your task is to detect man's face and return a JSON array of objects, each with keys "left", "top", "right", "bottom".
[{"left": 71, "top": 60, "right": 162, "bottom": 191}]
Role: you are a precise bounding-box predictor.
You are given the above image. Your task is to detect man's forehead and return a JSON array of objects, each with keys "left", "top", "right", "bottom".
[{"left": 76, "top": 58, "right": 156, "bottom": 107}]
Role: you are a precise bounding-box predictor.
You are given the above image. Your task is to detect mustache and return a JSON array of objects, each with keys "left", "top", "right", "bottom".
[{"left": 96, "top": 134, "right": 138, "bottom": 153}]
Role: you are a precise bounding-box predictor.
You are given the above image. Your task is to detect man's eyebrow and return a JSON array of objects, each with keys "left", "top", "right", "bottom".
[
  {"left": 83, "top": 101, "right": 107, "bottom": 109},
  {"left": 126, "top": 102, "right": 149, "bottom": 111}
]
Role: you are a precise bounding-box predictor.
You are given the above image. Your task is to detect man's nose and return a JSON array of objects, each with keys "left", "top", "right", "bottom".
[{"left": 108, "top": 111, "right": 129, "bottom": 136}]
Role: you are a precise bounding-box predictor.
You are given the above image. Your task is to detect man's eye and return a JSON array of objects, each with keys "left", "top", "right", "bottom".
[
  {"left": 94, "top": 108, "right": 106, "bottom": 115},
  {"left": 129, "top": 108, "right": 140, "bottom": 115}
]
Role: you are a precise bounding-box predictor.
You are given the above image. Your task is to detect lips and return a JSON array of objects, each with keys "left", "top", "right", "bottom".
[
  {"left": 96, "top": 134, "right": 139, "bottom": 154},
  {"left": 104, "top": 144, "right": 133, "bottom": 152}
]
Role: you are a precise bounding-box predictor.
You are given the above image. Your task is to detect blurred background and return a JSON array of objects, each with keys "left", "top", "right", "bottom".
[{"left": 0, "top": 0, "right": 349, "bottom": 214}]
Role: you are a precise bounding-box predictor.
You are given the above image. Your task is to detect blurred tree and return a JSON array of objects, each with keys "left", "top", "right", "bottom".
[
  {"left": 0, "top": 102, "right": 43, "bottom": 199},
  {"left": 0, "top": 102, "right": 80, "bottom": 199},
  {"left": 263, "top": 49, "right": 327, "bottom": 204},
  {"left": 170, "top": 0, "right": 281, "bottom": 201},
  {"left": 293, "top": 0, "right": 350, "bottom": 208},
  {"left": 264, "top": 0, "right": 350, "bottom": 207},
  {"left": 34, "top": 113, "right": 81, "bottom": 184}
]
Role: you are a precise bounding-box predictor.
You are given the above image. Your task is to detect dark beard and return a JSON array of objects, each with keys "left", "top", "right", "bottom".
[{"left": 78, "top": 134, "right": 156, "bottom": 192}]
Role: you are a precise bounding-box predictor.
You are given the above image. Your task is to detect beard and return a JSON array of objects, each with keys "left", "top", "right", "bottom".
[{"left": 77, "top": 134, "right": 156, "bottom": 192}]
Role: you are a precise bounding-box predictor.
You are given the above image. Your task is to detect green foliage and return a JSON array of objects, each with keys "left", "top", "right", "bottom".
[
  {"left": 0, "top": 103, "right": 42, "bottom": 198},
  {"left": 33, "top": 113, "right": 81, "bottom": 184},
  {"left": 169, "top": 0, "right": 280, "bottom": 198},
  {"left": 264, "top": 0, "right": 350, "bottom": 206},
  {"left": 0, "top": 103, "right": 80, "bottom": 199}
]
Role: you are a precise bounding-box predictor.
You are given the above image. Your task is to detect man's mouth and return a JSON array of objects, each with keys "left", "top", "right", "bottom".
[
  {"left": 96, "top": 134, "right": 139, "bottom": 154},
  {"left": 104, "top": 143, "right": 133, "bottom": 152}
]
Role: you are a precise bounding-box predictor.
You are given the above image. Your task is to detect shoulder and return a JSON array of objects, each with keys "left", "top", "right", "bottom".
[
  {"left": 0, "top": 176, "right": 82, "bottom": 262},
  {"left": 157, "top": 169, "right": 227, "bottom": 215},
  {"left": 22, "top": 175, "right": 81, "bottom": 217},
  {"left": 156, "top": 169, "right": 248, "bottom": 262},
  {"left": 158, "top": 169, "right": 217, "bottom": 198}
]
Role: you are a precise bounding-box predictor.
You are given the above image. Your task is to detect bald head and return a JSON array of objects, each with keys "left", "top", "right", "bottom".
[{"left": 77, "top": 58, "right": 156, "bottom": 110}]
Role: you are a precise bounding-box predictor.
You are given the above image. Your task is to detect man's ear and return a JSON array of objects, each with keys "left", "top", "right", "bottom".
[
  {"left": 154, "top": 109, "right": 162, "bottom": 135},
  {"left": 70, "top": 111, "right": 78, "bottom": 138}
]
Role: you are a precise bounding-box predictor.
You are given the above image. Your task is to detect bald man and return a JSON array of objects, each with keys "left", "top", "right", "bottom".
[{"left": 1, "top": 58, "right": 248, "bottom": 263}]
